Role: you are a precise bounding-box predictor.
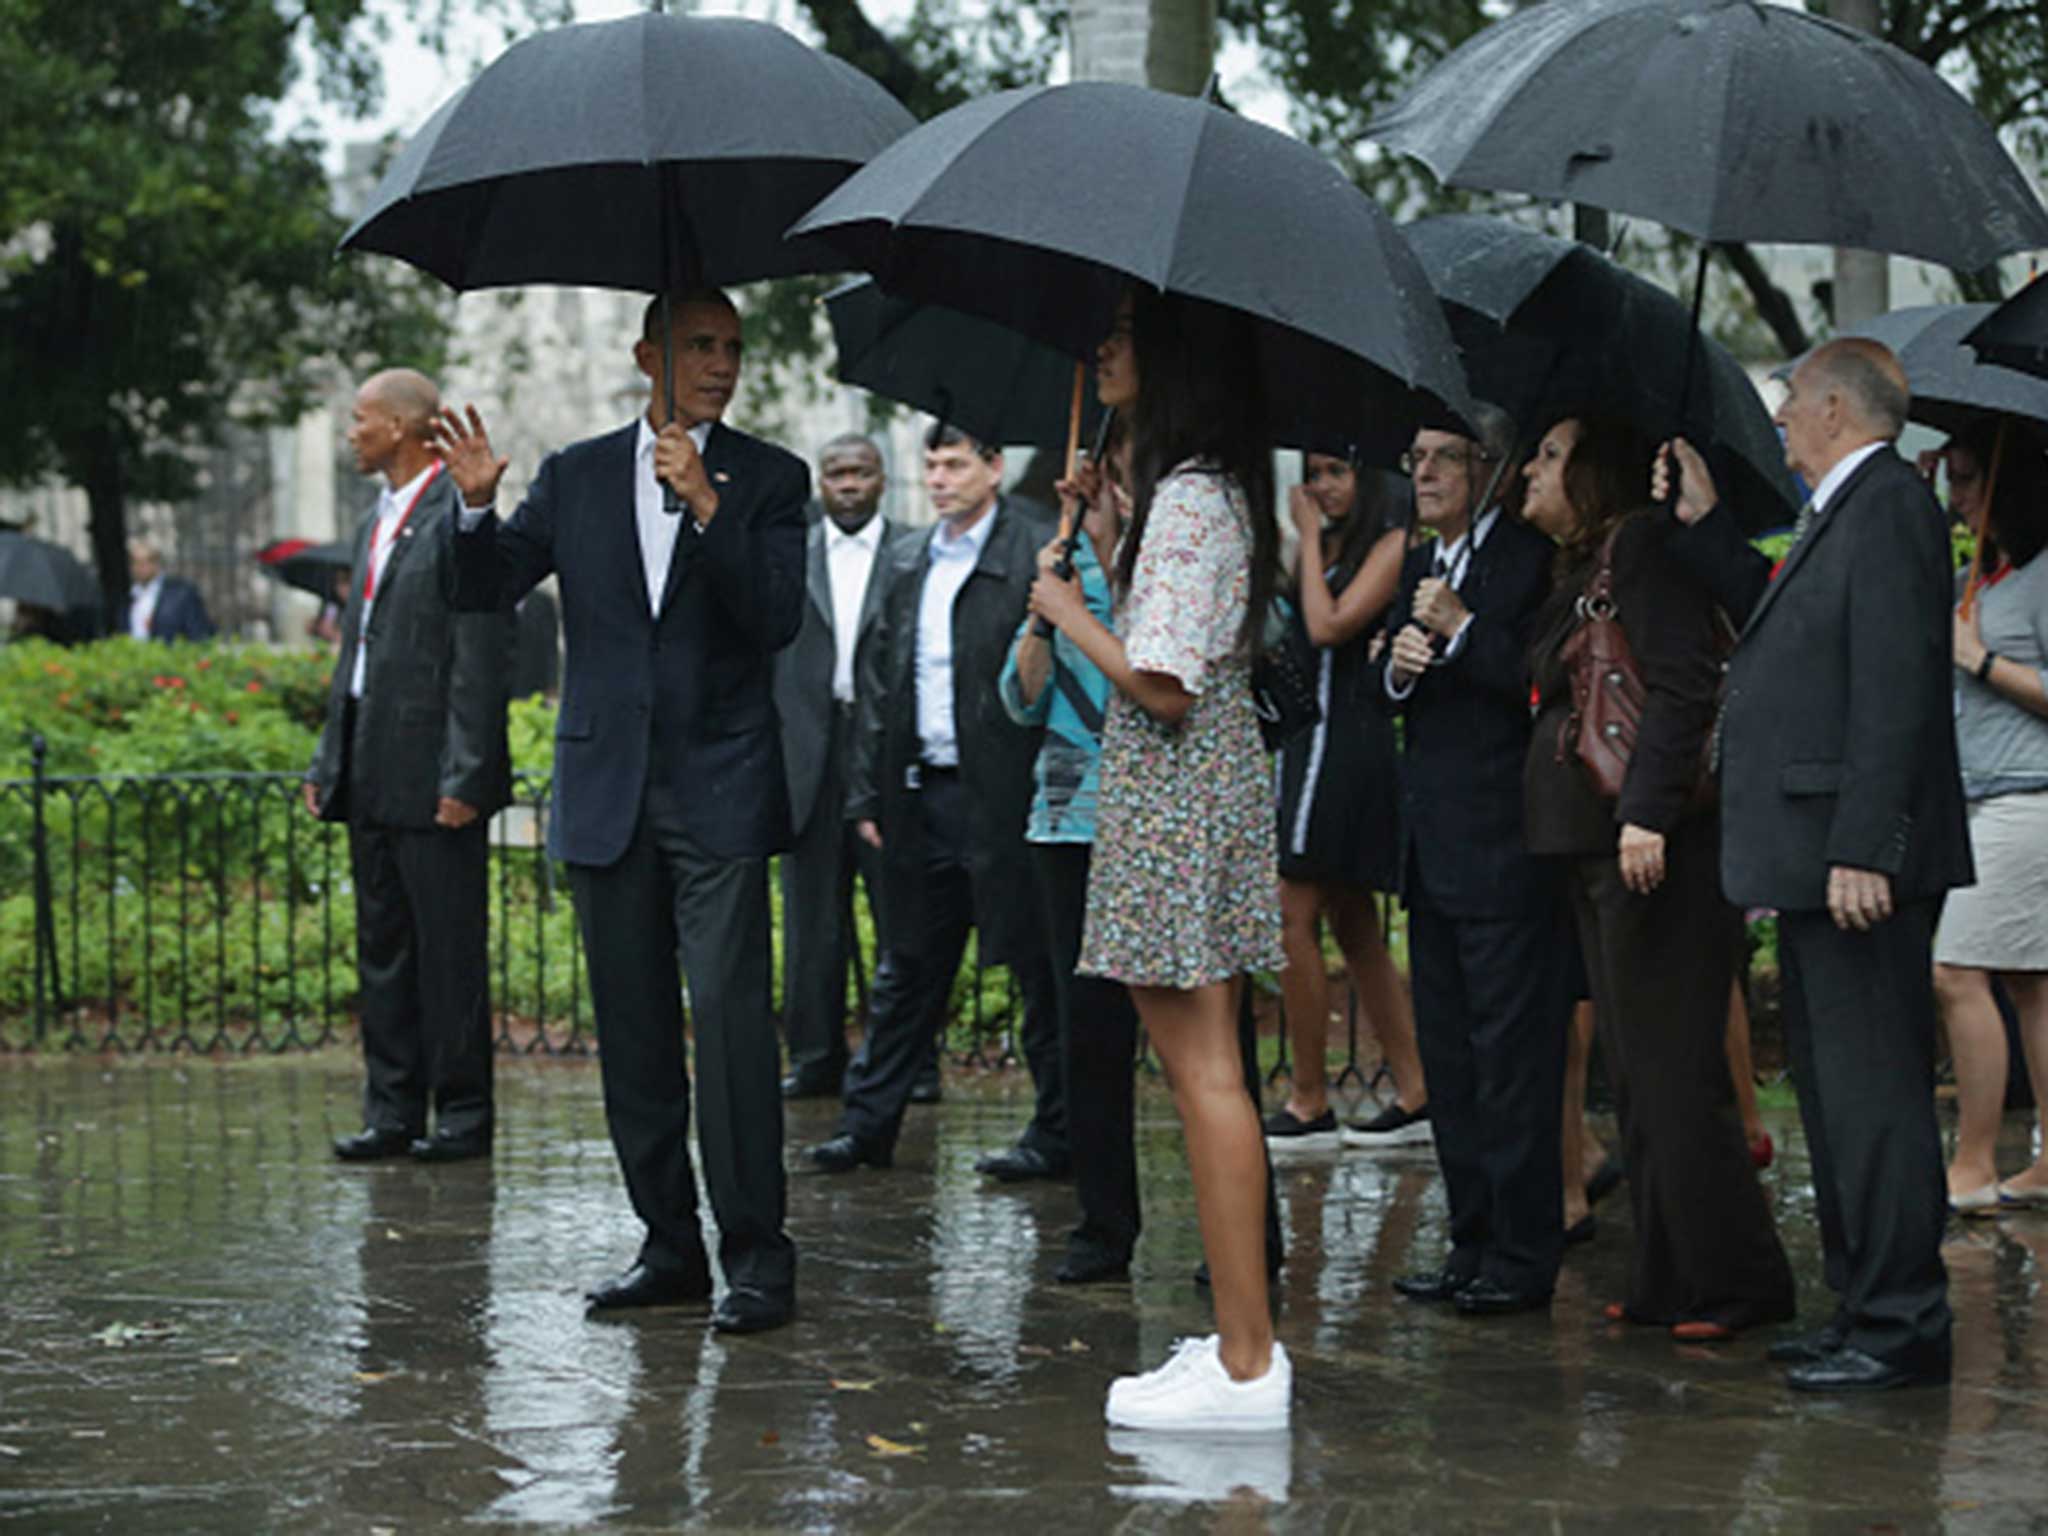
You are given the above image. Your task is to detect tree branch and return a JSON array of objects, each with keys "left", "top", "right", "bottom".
[
  {"left": 796, "top": 0, "right": 944, "bottom": 112},
  {"left": 1714, "top": 241, "right": 1810, "bottom": 356}
]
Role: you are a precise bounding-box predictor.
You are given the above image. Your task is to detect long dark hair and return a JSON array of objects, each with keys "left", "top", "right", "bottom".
[
  {"left": 1302, "top": 451, "right": 1391, "bottom": 594},
  {"left": 1531, "top": 414, "right": 1655, "bottom": 672},
  {"left": 1116, "top": 288, "right": 1279, "bottom": 653}
]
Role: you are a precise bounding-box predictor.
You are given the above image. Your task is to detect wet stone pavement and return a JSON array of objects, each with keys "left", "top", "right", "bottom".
[{"left": 3, "top": 1057, "right": 2048, "bottom": 1534}]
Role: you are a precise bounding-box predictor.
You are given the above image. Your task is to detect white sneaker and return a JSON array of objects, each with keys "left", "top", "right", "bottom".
[{"left": 1105, "top": 1339, "right": 1291, "bottom": 1432}]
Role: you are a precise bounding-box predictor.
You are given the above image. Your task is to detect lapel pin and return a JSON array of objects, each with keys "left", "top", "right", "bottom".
[{"left": 713, "top": 470, "right": 731, "bottom": 484}]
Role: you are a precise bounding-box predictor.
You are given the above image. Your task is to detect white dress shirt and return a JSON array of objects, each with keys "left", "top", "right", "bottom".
[
  {"left": 1804, "top": 440, "right": 1887, "bottom": 520},
  {"left": 351, "top": 462, "right": 438, "bottom": 699},
  {"left": 127, "top": 576, "right": 163, "bottom": 640},
  {"left": 825, "top": 513, "right": 884, "bottom": 704},
  {"left": 632, "top": 417, "right": 714, "bottom": 615},
  {"left": 1387, "top": 505, "right": 1501, "bottom": 699},
  {"left": 915, "top": 502, "right": 998, "bottom": 767}
]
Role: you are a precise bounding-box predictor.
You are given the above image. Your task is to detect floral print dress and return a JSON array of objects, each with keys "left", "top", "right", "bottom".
[{"left": 1078, "top": 463, "right": 1285, "bottom": 989}]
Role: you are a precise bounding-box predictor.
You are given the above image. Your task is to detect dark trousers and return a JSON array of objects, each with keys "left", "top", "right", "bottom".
[
  {"left": 1034, "top": 842, "right": 1140, "bottom": 1262},
  {"left": 779, "top": 705, "right": 886, "bottom": 1080},
  {"left": 567, "top": 781, "right": 794, "bottom": 1293},
  {"left": 1779, "top": 901, "right": 1951, "bottom": 1368},
  {"left": 838, "top": 770, "right": 1065, "bottom": 1158},
  {"left": 349, "top": 820, "right": 493, "bottom": 1139},
  {"left": 1408, "top": 896, "right": 1568, "bottom": 1296},
  {"left": 1570, "top": 818, "right": 1793, "bottom": 1325}
]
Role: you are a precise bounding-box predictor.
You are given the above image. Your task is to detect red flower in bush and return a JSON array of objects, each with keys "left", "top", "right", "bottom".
[
  {"left": 225, "top": 710, "right": 239, "bottom": 725},
  {"left": 245, "top": 680, "right": 262, "bottom": 694},
  {"left": 195, "top": 658, "right": 211, "bottom": 670}
]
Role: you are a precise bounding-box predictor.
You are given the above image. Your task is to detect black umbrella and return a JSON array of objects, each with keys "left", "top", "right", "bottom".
[
  {"left": 254, "top": 538, "right": 355, "bottom": 602},
  {"left": 1787, "top": 304, "right": 2048, "bottom": 437},
  {"left": 1963, "top": 279, "right": 2048, "bottom": 381},
  {"left": 790, "top": 82, "right": 1475, "bottom": 462},
  {"left": 824, "top": 279, "right": 1107, "bottom": 450},
  {"left": 339, "top": 12, "right": 916, "bottom": 294},
  {"left": 1370, "top": 0, "right": 2048, "bottom": 271},
  {"left": 1405, "top": 214, "right": 1796, "bottom": 531},
  {"left": 0, "top": 531, "right": 99, "bottom": 612}
]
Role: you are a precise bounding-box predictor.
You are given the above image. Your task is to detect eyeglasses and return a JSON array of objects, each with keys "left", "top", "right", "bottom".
[{"left": 1400, "top": 445, "right": 1493, "bottom": 475}]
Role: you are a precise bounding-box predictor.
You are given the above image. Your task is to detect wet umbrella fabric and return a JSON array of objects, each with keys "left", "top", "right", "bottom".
[
  {"left": 254, "top": 538, "right": 355, "bottom": 602},
  {"left": 1369, "top": 0, "right": 2048, "bottom": 271},
  {"left": 1800, "top": 304, "right": 2048, "bottom": 438},
  {"left": 824, "top": 279, "right": 1106, "bottom": 450},
  {"left": 1964, "top": 281, "right": 2048, "bottom": 382},
  {"left": 1404, "top": 214, "right": 1795, "bottom": 531},
  {"left": 0, "top": 531, "right": 99, "bottom": 612},
  {"left": 339, "top": 12, "right": 917, "bottom": 293},
  {"left": 790, "top": 82, "right": 1474, "bottom": 462}
]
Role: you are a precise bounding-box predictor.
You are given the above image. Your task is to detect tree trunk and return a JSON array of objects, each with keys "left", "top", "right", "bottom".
[
  {"left": 1071, "top": 0, "right": 1213, "bottom": 92},
  {"left": 83, "top": 424, "right": 129, "bottom": 629},
  {"left": 1825, "top": 0, "right": 1889, "bottom": 327}
]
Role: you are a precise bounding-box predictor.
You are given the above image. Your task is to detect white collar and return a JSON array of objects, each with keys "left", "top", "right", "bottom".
[
  {"left": 381, "top": 463, "right": 437, "bottom": 516},
  {"left": 929, "top": 500, "right": 998, "bottom": 562},
  {"left": 1436, "top": 504, "right": 1502, "bottom": 565},
  {"left": 636, "top": 417, "right": 714, "bottom": 461},
  {"left": 1806, "top": 440, "right": 1888, "bottom": 517},
  {"left": 826, "top": 513, "right": 884, "bottom": 552}
]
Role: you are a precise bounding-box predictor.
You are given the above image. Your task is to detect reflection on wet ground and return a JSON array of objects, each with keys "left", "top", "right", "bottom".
[{"left": 3, "top": 1055, "right": 2046, "bottom": 1532}]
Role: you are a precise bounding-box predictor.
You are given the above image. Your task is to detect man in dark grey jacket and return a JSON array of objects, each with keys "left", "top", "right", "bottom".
[{"left": 306, "top": 368, "right": 513, "bottom": 1166}]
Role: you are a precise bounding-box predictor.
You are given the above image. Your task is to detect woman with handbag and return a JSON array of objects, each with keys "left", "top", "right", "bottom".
[
  {"left": 1029, "top": 287, "right": 1288, "bottom": 1431},
  {"left": 1262, "top": 452, "right": 1429, "bottom": 1148},
  {"left": 1520, "top": 414, "right": 1794, "bottom": 1340}
]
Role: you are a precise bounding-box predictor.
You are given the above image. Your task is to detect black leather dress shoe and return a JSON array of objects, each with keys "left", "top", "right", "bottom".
[
  {"left": 1392, "top": 1268, "right": 1476, "bottom": 1303},
  {"left": 808, "top": 1133, "right": 891, "bottom": 1173},
  {"left": 409, "top": 1130, "right": 489, "bottom": 1163},
  {"left": 712, "top": 1285, "right": 795, "bottom": 1334},
  {"left": 1785, "top": 1345, "right": 1951, "bottom": 1393},
  {"left": 780, "top": 1065, "right": 843, "bottom": 1101},
  {"left": 585, "top": 1261, "right": 713, "bottom": 1312},
  {"left": 1454, "top": 1278, "right": 1553, "bottom": 1316},
  {"left": 333, "top": 1127, "right": 418, "bottom": 1162},
  {"left": 1766, "top": 1324, "right": 1846, "bottom": 1365},
  {"left": 975, "top": 1145, "right": 1071, "bottom": 1182},
  {"left": 1055, "top": 1247, "right": 1132, "bottom": 1284}
]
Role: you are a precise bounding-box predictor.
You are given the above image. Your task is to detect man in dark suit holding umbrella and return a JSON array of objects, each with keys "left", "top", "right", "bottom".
[
  {"left": 433, "top": 291, "right": 809, "bottom": 1336},
  {"left": 1661, "top": 338, "right": 1973, "bottom": 1391}
]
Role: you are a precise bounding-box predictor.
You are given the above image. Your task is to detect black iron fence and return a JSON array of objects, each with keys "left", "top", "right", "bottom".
[{"left": 2, "top": 736, "right": 1021, "bottom": 1061}]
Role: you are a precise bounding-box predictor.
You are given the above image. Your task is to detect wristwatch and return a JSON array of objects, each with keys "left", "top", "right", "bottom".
[{"left": 1976, "top": 650, "right": 1999, "bottom": 682}]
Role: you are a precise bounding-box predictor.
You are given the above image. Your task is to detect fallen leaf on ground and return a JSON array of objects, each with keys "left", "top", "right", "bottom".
[
  {"left": 384, "top": 1229, "right": 402, "bottom": 1241},
  {"left": 1064, "top": 1339, "right": 1091, "bottom": 1354},
  {"left": 352, "top": 1371, "right": 392, "bottom": 1384},
  {"left": 830, "top": 1378, "right": 877, "bottom": 1392},
  {"left": 1018, "top": 1345, "right": 1053, "bottom": 1357},
  {"left": 202, "top": 1356, "right": 241, "bottom": 1367},
  {"left": 760, "top": 1430, "right": 780, "bottom": 1446},
  {"left": 0, "top": 1446, "right": 21, "bottom": 1457},
  {"left": 865, "top": 1433, "right": 924, "bottom": 1457},
  {"left": 93, "top": 1321, "right": 177, "bottom": 1348}
]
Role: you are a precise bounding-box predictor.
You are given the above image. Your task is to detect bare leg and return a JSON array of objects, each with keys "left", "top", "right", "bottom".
[
  {"left": 1136, "top": 977, "right": 1274, "bottom": 1382},
  {"left": 1326, "top": 886, "right": 1426, "bottom": 1111},
  {"left": 1277, "top": 878, "right": 1331, "bottom": 1122},
  {"left": 1936, "top": 962, "right": 2007, "bottom": 1197},
  {"left": 1724, "top": 980, "right": 1767, "bottom": 1149},
  {"left": 1561, "top": 999, "right": 1601, "bottom": 1232},
  {"left": 1997, "top": 973, "right": 2048, "bottom": 1193}
]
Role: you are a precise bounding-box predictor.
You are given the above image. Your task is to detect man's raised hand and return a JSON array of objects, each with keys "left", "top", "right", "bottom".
[{"left": 431, "top": 405, "right": 509, "bottom": 508}]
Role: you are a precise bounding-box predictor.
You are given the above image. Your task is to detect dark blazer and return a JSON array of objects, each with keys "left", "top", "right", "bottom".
[
  {"left": 1382, "top": 510, "right": 1555, "bottom": 918},
  {"left": 772, "top": 512, "right": 913, "bottom": 834},
  {"left": 306, "top": 472, "right": 514, "bottom": 828},
  {"left": 846, "top": 496, "right": 1055, "bottom": 966},
  {"left": 1668, "top": 446, "right": 1972, "bottom": 910},
  {"left": 121, "top": 576, "right": 215, "bottom": 642},
  {"left": 1525, "top": 512, "right": 1723, "bottom": 855},
  {"left": 448, "top": 420, "right": 808, "bottom": 867}
]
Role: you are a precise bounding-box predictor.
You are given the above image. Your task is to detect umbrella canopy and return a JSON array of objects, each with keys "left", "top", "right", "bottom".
[
  {"left": 254, "top": 538, "right": 355, "bottom": 602},
  {"left": 824, "top": 279, "right": 1107, "bottom": 450},
  {"left": 790, "top": 82, "right": 1474, "bottom": 462},
  {"left": 1784, "top": 304, "right": 2048, "bottom": 438},
  {"left": 339, "top": 13, "right": 916, "bottom": 292},
  {"left": 1405, "top": 214, "right": 1796, "bottom": 530},
  {"left": 1370, "top": 0, "right": 2048, "bottom": 270},
  {"left": 0, "top": 531, "right": 99, "bottom": 612},
  {"left": 1964, "top": 279, "right": 2048, "bottom": 381}
]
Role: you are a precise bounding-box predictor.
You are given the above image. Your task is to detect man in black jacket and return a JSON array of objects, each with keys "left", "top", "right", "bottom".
[
  {"left": 1662, "top": 338, "right": 1972, "bottom": 1391},
  {"left": 306, "top": 367, "right": 513, "bottom": 1166},
  {"left": 120, "top": 539, "right": 216, "bottom": 642},
  {"left": 1383, "top": 407, "right": 1570, "bottom": 1317},
  {"left": 806, "top": 426, "right": 1065, "bottom": 1179},
  {"left": 773, "top": 434, "right": 912, "bottom": 1101},
  {"left": 432, "top": 293, "right": 808, "bottom": 1335}
]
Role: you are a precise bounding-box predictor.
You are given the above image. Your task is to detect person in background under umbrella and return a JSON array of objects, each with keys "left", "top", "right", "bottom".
[
  {"left": 1030, "top": 288, "right": 1289, "bottom": 1432},
  {"left": 1521, "top": 413, "right": 1793, "bottom": 1340},
  {"left": 1263, "top": 450, "right": 1428, "bottom": 1151},
  {"left": 1927, "top": 418, "right": 2048, "bottom": 1214}
]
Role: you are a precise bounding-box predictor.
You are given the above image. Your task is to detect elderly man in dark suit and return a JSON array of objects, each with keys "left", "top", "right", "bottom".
[
  {"left": 1661, "top": 337, "right": 1973, "bottom": 1392},
  {"left": 806, "top": 425, "right": 1065, "bottom": 1180},
  {"left": 1383, "top": 406, "right": 1570, "bottom": 1318},
  {"left": 306, "top": 367, "right": 513, "bottom": 1165},
  {"left": 432, "top": 291, "right": 808, "bottom": 1335},
  {"left": 773, "top": 434, "right": 912, "bottom": 1101},
  {"left": 121, "top": 538, "right": 215, "bottom": 642}
]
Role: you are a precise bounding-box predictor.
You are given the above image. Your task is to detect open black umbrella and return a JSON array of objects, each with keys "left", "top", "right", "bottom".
[
  {"left": 1406, "top": 214, "right": 1796, "bottom": 531},
  {"left": 790, "top": 82, "right": 1475, "bottom": 462},
  {"left": 1964, "top": 279, "right": 2048, "bottom": 381},
  {"left": 254, "top": 538, "right": 355, "bottom": 602},
  {"left": 1370, "top": 0, "right": 2048, "bottom": 271},
  {"left": 0, "top": 531, "right": 99, "bottom": 612},
  {"left": 824, "top": 279, "right": 1107, "bottom": 450},
  {"left": 339, "top": 12, "right": 916, "bottom": 294},
  {"left": 1789, "top": 304, "right": 2048, "bottom": 437}
]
